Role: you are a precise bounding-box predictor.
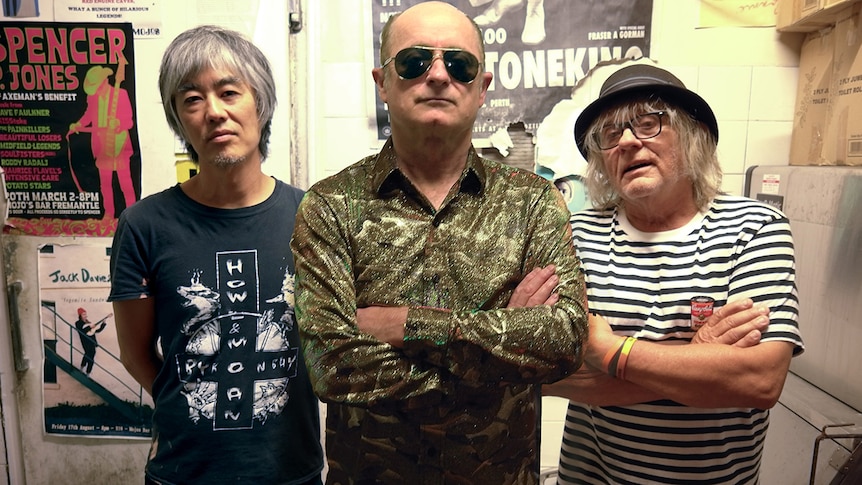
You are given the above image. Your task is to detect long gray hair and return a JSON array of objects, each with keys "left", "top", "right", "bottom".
[
  {"left": 581, "top": 99, "right": 722, "bottom": 211},
  {"left": 158, "top": 25, "right": 276, "bottom": 161}
]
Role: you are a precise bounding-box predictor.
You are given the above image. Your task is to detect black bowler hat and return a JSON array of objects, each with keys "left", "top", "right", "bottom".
[{"left": 573, "top": 63, "right": 719, "bottom": 157}]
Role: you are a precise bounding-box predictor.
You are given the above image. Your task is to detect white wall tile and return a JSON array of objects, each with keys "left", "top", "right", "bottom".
[
  {"left": 319, "top": 0, "right": 367, "bottom": 63},
  {"left": 663, "top": 65, "right": 699, "bottom": 92},
  {"left": 722, "top": 173, "right": 745, "bottom": 196},
  {"left": 717, "top": 120, "right": 749, "bottom": 175},
  {"left": 746, "top": 121, "right": 794, "bottom": 170},
  {"left": 541, "top": 397, "right": 569, "bottom": 473},
  {"left": 750, "top": 67, "right": 799, "bottom": 121},
  {"left": 321, "top": 63, "right": 368, "bottom": 118},
  {"left": 698, "top": 66, "right": 752, "bottom": 121},
  {"left": 313, "top": 117, "right": 377, "bottom": 185}
]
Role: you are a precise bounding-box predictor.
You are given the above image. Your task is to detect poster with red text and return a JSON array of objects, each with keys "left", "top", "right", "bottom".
[{"left": 0, "top": 22, "right": 141, "bottom": 236}]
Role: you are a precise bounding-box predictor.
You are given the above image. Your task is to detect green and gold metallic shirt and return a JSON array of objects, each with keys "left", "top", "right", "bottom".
[{"left": 291, "top": 139, "right": 587, "bottom": 484}]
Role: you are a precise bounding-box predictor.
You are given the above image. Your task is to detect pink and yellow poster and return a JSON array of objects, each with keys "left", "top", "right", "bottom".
[{"left": 0, "top": 22, "right": 141, "bottom": 236}]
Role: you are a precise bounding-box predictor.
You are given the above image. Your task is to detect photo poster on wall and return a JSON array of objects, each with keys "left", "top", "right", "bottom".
[
  {"left": 39, "top": 243, "right": 153, "bottom": 439},
  {"left": 370, "top": 0, "right": 654, "bottom": 142},
  {"left": 0, "top": 22, "right": 142, "bottom": 237}
]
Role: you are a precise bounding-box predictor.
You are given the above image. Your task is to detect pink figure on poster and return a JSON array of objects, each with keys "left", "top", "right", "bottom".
[{"left": 68, "top": 57, "right": 137, "bottom": 220}]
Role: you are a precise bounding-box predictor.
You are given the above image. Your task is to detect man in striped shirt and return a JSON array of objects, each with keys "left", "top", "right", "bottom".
[{"left": 544, "top": 62, "right": 804, "bottom": 484}]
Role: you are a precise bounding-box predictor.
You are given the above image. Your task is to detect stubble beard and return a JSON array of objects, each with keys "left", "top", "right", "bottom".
[{"left": 212, "top": 153, "right": 247, "bottom": 168}]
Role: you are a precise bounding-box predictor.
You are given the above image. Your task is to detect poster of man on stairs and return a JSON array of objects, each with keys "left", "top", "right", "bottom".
[{"left": 39, "top": 243, "right": 152, "bottom": 438}]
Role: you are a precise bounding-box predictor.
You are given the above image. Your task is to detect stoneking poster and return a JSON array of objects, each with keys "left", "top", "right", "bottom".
[
  {"left": 371, "top": 0, "right": 653, "bottom": 141},
  {"left": 0, "top": 22, "right": 141, "bottom": 236}
]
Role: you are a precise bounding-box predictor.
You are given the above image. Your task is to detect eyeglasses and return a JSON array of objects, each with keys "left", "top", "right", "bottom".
[
  {"left": 381, "top": 46, "right": 481, "bottom": 84},
  {"left": 595, "top": 111, "right": 666, "bottom": 150}
]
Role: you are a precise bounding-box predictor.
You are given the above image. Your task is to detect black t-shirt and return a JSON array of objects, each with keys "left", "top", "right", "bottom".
[{"left": 109, "top": 181, "right": 323, "bottom": 484}]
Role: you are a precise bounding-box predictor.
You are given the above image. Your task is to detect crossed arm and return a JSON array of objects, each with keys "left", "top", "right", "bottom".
[
  {"left": 543, "top": 299, "right": 795, "bottom": 409},
  {"left": 291, "top": 186, "right": 587, "bottom": 407},
  {"left": 357, "top": 264, "right": 562, "bottom": 346},
  {"left": 361, "top": 265, "right": 793, "bottom": 409}
]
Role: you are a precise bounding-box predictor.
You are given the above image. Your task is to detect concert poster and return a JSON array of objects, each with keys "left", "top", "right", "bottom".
[
  {"left": 0, "top": 22, "right": 141, "bottom": 236},
  {"left": 40, "top": 243, "right": 152, "bottom": 438}
]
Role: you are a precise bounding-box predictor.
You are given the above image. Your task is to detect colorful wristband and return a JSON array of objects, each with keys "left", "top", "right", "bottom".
[
  {"left": 602, "top": 336, "right": 626, "bottom": 377},
  {"left": 615, "top": 337, "right": 636, "bottom": 380}
]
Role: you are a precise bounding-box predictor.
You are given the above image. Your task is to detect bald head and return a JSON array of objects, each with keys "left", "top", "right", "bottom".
[{"left": 380, "top": 1, "right": 485, "bottom": 66}]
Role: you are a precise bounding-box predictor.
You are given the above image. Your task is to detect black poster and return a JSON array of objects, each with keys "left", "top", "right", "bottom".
[{"left": 371, "top": 0, "right": 654, "bottom": 141}]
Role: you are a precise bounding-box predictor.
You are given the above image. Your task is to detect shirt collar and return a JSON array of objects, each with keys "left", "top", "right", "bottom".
[{"left": 371, "top": 138, "right": 486, "bottom": 197}]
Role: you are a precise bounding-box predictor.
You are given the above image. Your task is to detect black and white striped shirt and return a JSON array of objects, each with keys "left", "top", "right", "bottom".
[{"left": 558, "top": 195, "right": 804, "bottom": 485}]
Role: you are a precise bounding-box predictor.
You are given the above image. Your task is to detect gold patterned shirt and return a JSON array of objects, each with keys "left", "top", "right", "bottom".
[{"left": 291, "top": 139, "right": 587, "bottom": 484}]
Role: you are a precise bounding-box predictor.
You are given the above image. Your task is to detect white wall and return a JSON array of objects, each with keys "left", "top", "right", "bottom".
[{"left": 303, "top": 0, "right": 806, "bottom": 476}]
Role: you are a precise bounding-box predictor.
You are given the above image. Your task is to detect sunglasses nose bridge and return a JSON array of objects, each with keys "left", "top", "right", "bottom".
[{"left": 424, "top": 52, "right": 451, "bottom": 77}]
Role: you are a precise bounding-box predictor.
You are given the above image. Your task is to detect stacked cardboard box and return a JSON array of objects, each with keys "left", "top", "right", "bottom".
[
  {"left": 778, "top": 0, "right": 859, "bottom": 32},
  {"left": 824, "top": 7, "right": 862, "bottom": 165},
  {"left": 790, "top": 28, "right": 834, "bottom": 166},
  {"left": 788, "top": 2, "right": 862, "bottom": 165}
]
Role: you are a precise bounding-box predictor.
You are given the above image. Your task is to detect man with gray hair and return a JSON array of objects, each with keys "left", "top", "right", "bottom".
[
  {"left": 544, "top": 62, "right": 803, "bottom": 484},
  {"left": 108, "top": 25, "right": 323, "bottom": 485}
]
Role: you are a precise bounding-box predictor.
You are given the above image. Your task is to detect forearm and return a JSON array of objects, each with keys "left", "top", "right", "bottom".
[
  {"left": 587, "top": 336, "right": 794, "bottom": 408},
  {"left": 542, "top": 365, "right": 662, "bottom": 406},
  {"left": 295, "top": 288, "right": 448, "bottom": 406},
  {"left": 120, "top": 352, "right": 161, "bottom": 396},
  {"left": 405, "top": 299, "right": 586, "bottom": 384},
  {"left": 546, "top": 339, "right": 793, "bottom": 408},
  {"left": 113, "top": 298, "right": 160, "bottom": 396},
  {"left": 623, "top": 340, "right": 793, "bottom": 408}
]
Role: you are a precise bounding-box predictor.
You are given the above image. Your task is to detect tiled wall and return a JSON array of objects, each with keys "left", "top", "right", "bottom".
[{"left": 304, "top": 0, "right": 805, "bottom": 475}]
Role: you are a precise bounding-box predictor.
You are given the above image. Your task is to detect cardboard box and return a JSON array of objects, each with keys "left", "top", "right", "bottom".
[
  {"left": 777, "top": 0, "right": 801, "bottom": 30},
  {"left": 778, "top": 0, "right": 860, "bottom": 31},
  {"left": 822, "top": 5, "right": 862, "bottom": 165},
  {"left": 790, "top": 28, "right": 835, "bottom": 165}
]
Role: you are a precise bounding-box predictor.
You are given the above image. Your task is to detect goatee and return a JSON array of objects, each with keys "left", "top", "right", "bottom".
[{"left": 213, "top": 153, "right": 246, "bottom": 168}]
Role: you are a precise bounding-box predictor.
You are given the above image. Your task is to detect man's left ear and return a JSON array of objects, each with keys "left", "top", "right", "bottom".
[{"left": 372, "top": 67, "right": 387, "bottom": 102}]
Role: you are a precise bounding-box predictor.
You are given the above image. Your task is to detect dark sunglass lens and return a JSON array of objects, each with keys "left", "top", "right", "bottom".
[
  {"left": 394, "top": 48, "right": 432, "bottom": 79},
  {"left": 443, "top": 51, "right": 479, "bottom": 83}
]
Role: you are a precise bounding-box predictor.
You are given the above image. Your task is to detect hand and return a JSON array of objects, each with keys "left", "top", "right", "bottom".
[
  {"left": 68, "top": 122, "right": 80, "bottom": 134},
  {"left": 356, "top": 305, "right": 409, "bottom": 348},
  {"left": 506, "top": 265, "right": 559, "bottom": 308},
  {"left": 583, "top": 312, "right": 623, "bottom": 370},
  {"left": 691, "top": 298, "right": 769, "bottom": 347}
]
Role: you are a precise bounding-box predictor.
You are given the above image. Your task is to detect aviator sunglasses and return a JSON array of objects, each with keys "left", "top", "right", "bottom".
[{"left": 381, "top": 46, "right": 482, "bottom": 84}]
